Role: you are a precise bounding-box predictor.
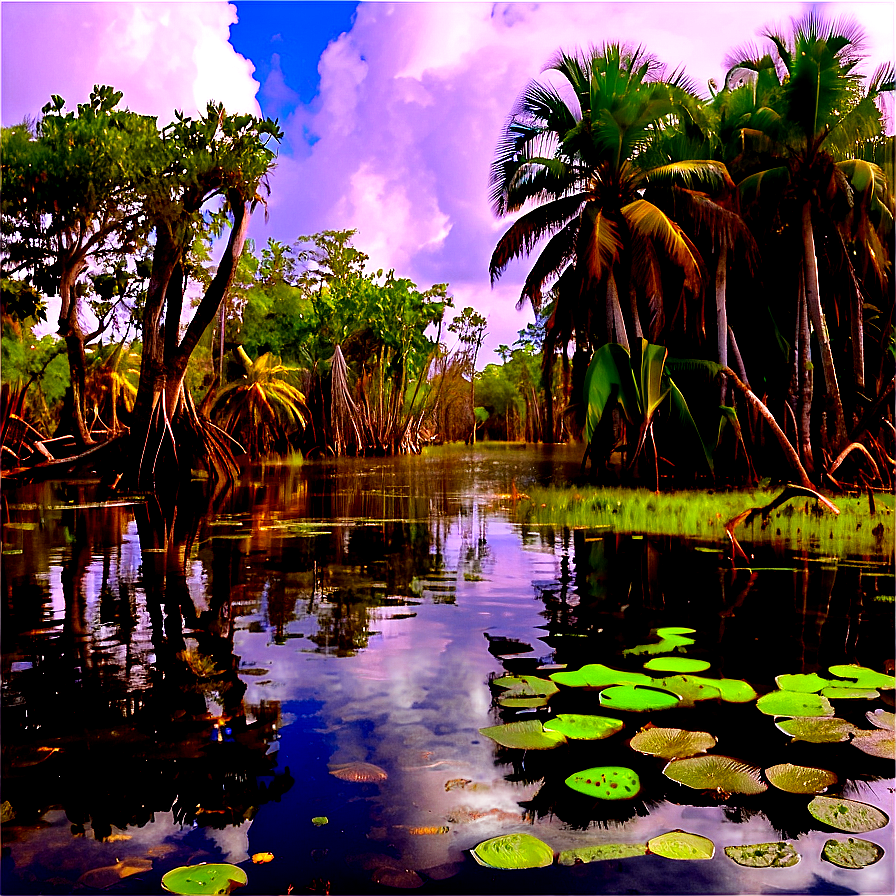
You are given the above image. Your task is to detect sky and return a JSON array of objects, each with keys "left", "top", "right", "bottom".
[{"left": 2, "top": 0, "right": 894, "bottom": 361}]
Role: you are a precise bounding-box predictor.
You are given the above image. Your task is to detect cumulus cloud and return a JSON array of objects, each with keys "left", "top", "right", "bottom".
[
  {"left": 0, "top": 1, "right": 260, "bottom": 123},
  {"left": 254, "top": 1, "right": 894, "bottom": 358}
]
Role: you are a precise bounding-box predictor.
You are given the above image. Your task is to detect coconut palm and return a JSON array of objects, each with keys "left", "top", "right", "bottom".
[
  {"left": 725, "top": 13, "right": 894, "bottom": 458},
  {"left": 211, "top": 348, "right": 308, "bottom": 459}
]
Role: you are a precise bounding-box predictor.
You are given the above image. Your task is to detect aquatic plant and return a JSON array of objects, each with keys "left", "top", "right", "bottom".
[{"left": 471, "top": 833, "right": 555, "bottom": 869}]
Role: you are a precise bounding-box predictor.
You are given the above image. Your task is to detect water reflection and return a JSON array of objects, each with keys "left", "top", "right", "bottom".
[{"left": 1, "top": 448, "right": 893, "bottom": 895}]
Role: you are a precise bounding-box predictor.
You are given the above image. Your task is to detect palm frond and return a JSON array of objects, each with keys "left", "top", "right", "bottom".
[
  {"left": 577, "top": 204, "right": 622, "bottom": 286},
  {"left": 642, "top": 160, "right": 735, "bottom": 195},
  {"left": 517, "top": 217, "right": 581, "bottom": 311}
]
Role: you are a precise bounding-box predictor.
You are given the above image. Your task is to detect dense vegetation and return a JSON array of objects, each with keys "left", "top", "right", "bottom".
[{"left": 1, "top": 13, "right": 893, "bottom": 494}]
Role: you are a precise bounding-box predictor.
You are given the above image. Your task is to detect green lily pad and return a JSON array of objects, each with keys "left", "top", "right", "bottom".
[
  {"left": 565, "top": 766, "right": 641, "bottom": 800},
  {"left": 820, "top": 686, "right": 879, "bottom": 700},
  {"left": 497, "top": 695, "right": 551, "bottom": 708},
  {"left": 543, "top": 714, "right": 624, "bottom": 741},
  {"left": 654, "top": 675, "right": 721, "bottom": 706},
  {"left": 623, "top": 627, "right": 696, "bottom": 656},
  {"left": 629, "top": 727, "right": 717, "bottom": 759},
  {"left": 775, "top": 673, "right": 831, "bottom": 693},
  {"left": 808, "top": 796, "right": 889, "bottom": 832},
  {"left": 851, "top": 728, "right": 896, "bottom": 759},
  {"left": 549, "top": 663, "right": 655, "bottom": 689},
  {"left": 312, "top": 817, "right": 328, "bottom": 826},
  {"left": 478, "top": 720, "right": 566, "bottom": 750},
  {"left": 685, "top": 677, "right": 757, "bottom": 703},
  {"left": 557, "top": 843, "right": 647, "bottom": 865},
  {"left": 161, "top": 864, "right": 248, "bottom": 895},
  {"left": 724, "top": 841, "right": 800, "bottom": 868},
  {"left": 756, "top": 690, "right": 834, "bottom": 717},
  {"left": 828, "top": 664, "right": 896, "bottom": 690},
  {"left": 647, "top": 830, "right": 714, "bottom": 860},
  {"left": 776, "top": 717, "right": 857, "bottom": 743},
  {"left": 492, "top": 675, "right": 559, "bottom": 698},
  {"left": 764, "top": 763, "right": 837, "bottom": 794},
  {"left": 471, "top": 833, "right": 554, "bottom": 869},
  {"left": 866, "top": 709, "right": 895, "bottom": 731},
  {"left": 644, "top": 657, "right": 711, "bottom": 674},
  {"left": 598, "top": 685, "right": 680, "bottom": 712},
  {"left": 664, "top": 756, "right": 767, "bottom": 795},
  {"left": 822, "top": 837, "right": 885, "bottom": 869}
]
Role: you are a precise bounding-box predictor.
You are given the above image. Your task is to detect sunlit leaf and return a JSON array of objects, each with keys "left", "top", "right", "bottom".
[
  {"left": 558, "top": 843, "right": 648, "bottom": 865},
  {"left": 251, "top": 853, "right": 274, "bottom": 864},
  {"left": 756, "top": 690, "right": 834, "bottom": 717},
  {"left": 161, "top": 864, "right": 248, "bottom": 895},
  {"left": 312, "top": 817, "right": 329, "bottom": 826},
  {"left": 775, "top": 673, "right": 831, "bottom": 693},
  {"left": 479, "top": 719, "right": 567, "bottom": 750},
  {"left": 685, "top": 677, "right": 757, "bottom": 703},
  {"left": 654, "top": 675, "right": 721, "bottom": 705},
  {"left": 599, "top": 685, "right": 680, "bottom": 712},
  {"left": 663, "top": 756, "right": 767, "bottom": 795},
  {"left": 543, "top": 714, "right": 624, "bottom": 740},
  {"left": 775, "top": 717, "right": 856, "bottom": 743},
  {"left": 471, "top": 833, "right": 554, "bottom": 869},
  {"left": 866, "top": 709, "right": 895, "bottom": 731},
  {"left": 492, "top": 674, "right": 559, "bottom": 698},
  {"left": 498, "top": 695, "right": 551, "bottom": 708},
  {"left": 764, "top": 763, "right": 837, "bottom": 794},
  {"left": 851, "top": 728, "right": 896, "bottom": 759},
  {"left": 724, "top": 842, "right": 800, "bottom": 868},
  {"left": 822, "top": 837, "right": 885, "bottom": 869},
  {"left": 329, "top": 762, "right": 388, "bottom": 782},
  {"left": 807, "top": 796, "right": 889, "bottom": 833},
  {"left": 550, "top": 663, "right": 654, "bottom": 688},
  {"left": 629, "top": 727, "right": 717, "bottom": 759},
  {"left": 623, "top": 627, "right": 696, "bottom": 656},
  {"left": 647, "top": 830, "right": 714, "bottom": 860},
  {"left": 644, "top": 657, "right": 711, "bottom": 673},
  {"left": 821, "top": 686, "right": 879, "bottom": 700},
  {"left": 828, "top": 664, "right": 896, "bottom": 690},
  {"left": 565, "top": 766, "right": 641, "bottom": 800}
]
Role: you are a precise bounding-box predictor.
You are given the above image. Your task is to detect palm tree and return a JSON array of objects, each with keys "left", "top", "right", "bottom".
[
  {"left": 211, "top": 348, "right": 308, "bottom": 459},
  {"left": 726, "top": 13, "right": 894, "bottom": 459}
]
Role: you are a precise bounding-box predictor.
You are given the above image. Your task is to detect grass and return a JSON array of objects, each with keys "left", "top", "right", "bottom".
[{"left": 513, "top": 485, "right": 895, "bottom": 558}]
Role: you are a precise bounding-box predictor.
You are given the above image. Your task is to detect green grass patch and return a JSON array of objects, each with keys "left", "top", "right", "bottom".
[{"left": 514, "top": 486, "right": 894, "bottom": 558}]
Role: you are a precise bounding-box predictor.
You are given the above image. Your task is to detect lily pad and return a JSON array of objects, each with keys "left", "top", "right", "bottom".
[
  {"left": 629, "top": 727, "right": 717, "bottom": 759},
  {"left": 764, "top": 763, "right": 837, "bottom": 794},
  {"left": 471, "top": 833, "right": 554, "bottom": 869},
  {"left": 644, "top": 657, "right": 711, "bottom": 674},
  {"left": 557, "top": 843, "right": 647, "bottom": 865},
  {"left": 312, "top": 817, "right": 328, "bottom": 826},
  {"left": 776, "top": 717, "right": 856, "bottom": 743},
  {"left": 565, "top": 766, "right": 641, "bottom": 800},
  {"left": 851, "top": 728, "right": 896, "bottom": 759},
  {"left": 479, "top": 720, "right": 566, "bottom": 750},
  {"left": 807, "top": 796, "right": 889, "bottom": 832},
  {"left": 685, "top": 676, "right": 757, "bottom": 703},
  {"left": 820, "top": 685, "right": 879, "bottom": 700},
  {"left": 492, "top": 674, "right": 559, "bottom": 698},
  {"left": 647, "top": 830, "right": 714, "bottom": 860},
  {"left": 664, "top": 756, "right": 768, "bottom": 795},
  {"left": 550, "top": 663, "right": 655, "bottom": 689},
  {"left": 624, "top": 627, "right": 696, "bottom": 656},
  {"left": 866, "top": 709, "right": 896, "bottom": 731},
  {"left": 724, "top": 841, "right": 800, "bottom": 868},
  {"left": 775, "top": 673, "right": 831, "bottom": 693},
  {"left": 756, "top": 690, "right": 834, "bottom": 718},
  {"left": 828, "top": 664, "right": 896, "bottom": 690},
  {"left": 161, "top": 864, "right": 248, "bottom": 895},
  {"left": 543, "top": 714, "right": 624, "bottom": 741},
  {"left": 598, "top": 685, "right": 680, "bottom": 712},
  {"left": 80, "top": 858, "right": 154, "bottom": 889},
  {"left": 822, "top": 837, "right": 885, "bottom": 869},
  {"left": 654, "top": 675, "right": 721, "bottom": 706},
  {"left": 251, "top": 853, "right": 274, "bottom": 864},
  {"left": 497, "top": 695, "right": 551, "bottom": 708},
  {"left": 329, "top": 761, "right": 388, "bottom": 782}
]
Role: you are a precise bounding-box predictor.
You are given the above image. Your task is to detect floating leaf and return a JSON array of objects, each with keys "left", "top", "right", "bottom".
[
  {"left": 492, "top": 674, "right": 559, "bottom": 698},
  {"left": 866, "top": 709, "right": 895, "bottom": 731},
  {"left": 471, "top": 833, "right": 554, "bottom": 869},
  {"left": 685, "top": 677, "right": 757, "bottom": 703},
  {"left": 312, "top": 817, "right": 328, "bottom": 826},
  {"left": 550, "top": 663, "right": 654, "bottom": 689},
  {"left": 599, "top": 685, "right": 680, "bottom": 712},
  {"left": 644, "top": 657, "right": 710, "bottom": 673},
  {"left": 161, "top": 864, "right": 248, "bottom": 895},
  {"left": 664, "top": 756, "right": 767, "bottom": 795},
  {"left": 79, "top": 858, "right": 154, "bottom": 889},
  {"left": 543, "top": 714, "right": 624, "bottom": 741},
  {"left": 822, "top": 837, "right": 885, "bottom": 869},
  {"left": 851, "top": 728, "right": 896, "bottom": 759},
  {"left": 629, "top": 727, "right": 717, "bottom": 759},
  {"left": 828, "top": 664, "right": 896, "bottom": 690},
  {"left": 565, "top": 766, "right": 641, "bottom": 800},
  {"left": 724, "top": 842, "right": 800, "bottom": 868},
  {"left": 764, "top": 763, "right": 837, "bottom": 794},
  {"left": 479, "top": 720, "right": 566, "bottom": 750},
  {"left": 251, "top": 853, "right": 274, "bottom": 864},
  {"left": 497, "top": 695, "right": 550, "bottom": 708},
  {"left": 776, "top": 717, "right": 856, "bottom": 743},
  {"left": 557, "top": 843, "right": 647, "bottom": 865},
  {"left": 807, "top": 796, "right": 889, "bottom": 832},
  {"left": 329, "top": 762, "right": 388, "bottom": 782},
  {"left": 775, "top": 673, "right": 831, "bottom": 693},
  {"left": 654, "top": 675, "right": 721, "bottom": 705},
  {"left": 820, "top": 686, "right": 879, "bottom": 700},
  {"left": 624, "top": 627, "right": 696, "bottom": 656},
  {"left": 647, "top": 830, "right": 714, "bottom": 860},
  {"left": 756, "top": 691, "right": 834, "bottom": 717}
]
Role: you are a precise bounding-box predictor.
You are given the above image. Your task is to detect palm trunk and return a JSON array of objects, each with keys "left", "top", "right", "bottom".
[
  {"left": 606, "top": 271, "right": 629, "bottom": 350},
  {"left": 715, "top": 244, "right": 728, "bottom": 368},
  {"left": 801, "top": 200, "right": 847, "bottom": 451},
  {"left": 797, "top": 270, "right": 814, "bottom": 473}
]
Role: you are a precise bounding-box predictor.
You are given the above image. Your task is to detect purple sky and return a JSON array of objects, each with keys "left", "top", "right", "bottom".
[{"left": 2, "top": 1, "right": 894, "bottom": 361}]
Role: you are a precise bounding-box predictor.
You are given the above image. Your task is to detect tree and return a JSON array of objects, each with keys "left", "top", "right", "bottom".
[{"left": 448, "top": 307, "right": 487, "bottom": 443}]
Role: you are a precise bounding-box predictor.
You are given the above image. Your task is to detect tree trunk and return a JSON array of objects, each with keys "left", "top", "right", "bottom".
[
  {"left": 797, "top": 269, "right": 814, "bottom": 473},
  {"left": 715, "top": 244, "right": 728, "bottom": 369},
  {"left": 541, "top": 351, "right": 555, "bottom": 444},
  {"left": 606, "top": 271, "right": 629, "bottom": 350},
  {"left": 57, "top": 266, "right": 94, "bottom": 447}
]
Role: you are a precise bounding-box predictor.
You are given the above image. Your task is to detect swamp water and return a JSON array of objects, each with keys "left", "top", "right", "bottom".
[{"left": 1, "top": 446, "right": 894, "bottom": 895}]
